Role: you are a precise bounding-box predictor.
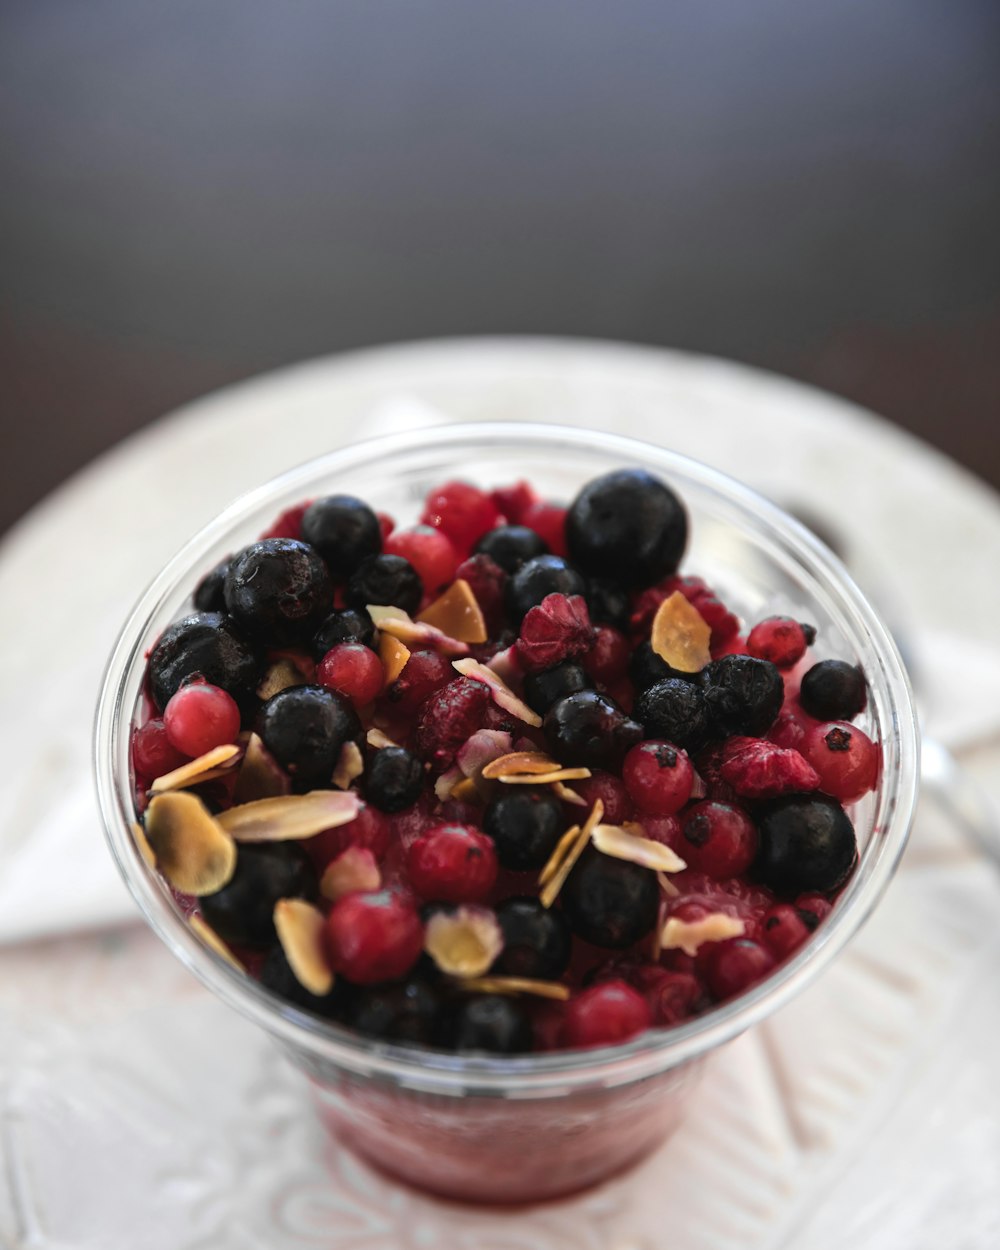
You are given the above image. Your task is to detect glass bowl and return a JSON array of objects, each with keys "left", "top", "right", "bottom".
[{"left": 95, "top": 422, "right": 919, "bottom": 1204}]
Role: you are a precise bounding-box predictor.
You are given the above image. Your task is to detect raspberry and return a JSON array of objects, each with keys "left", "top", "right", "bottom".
[
  {"left": 521, "top": 501, "right": 568, "bottom": 558},
  {"left": 718, "top": 736, "right": 820, "bottom": 799},
  {"left": 413, "top": 677, "right": 492, "bottom": 772},
  {"left": 703, "top": 938, "right": 776, "bottom": 1000},
  {"left": 406, "top": 823, "right": 498, "bottom": 903},
  {"left": 163, "top": 682, "right": 241, "bottom": 757},
  {"left": 582, "top": 625, "right": 630, "bottom": 685},
  {"left": 317, "top": 642, "right": 384, "bottom": 707},
  {"left": 622, "top": 740, "right": 694, "bottom": 816},
  {"left": 561, "top": 980, "right": 651, "bottom": 1048},
  {"left": 384, "top": 649, "right": 454, "bottom": 716},
  {"left": 679, "top": 800, "right": 758, "bottom": 878},
  {"left": 746, "top": 617, "right": 814, "bottom": 669},
  {"left": 132, "top": 718, "right": 187, "bottom": 779},
  {"left": 260, "top": 500, "right": 311, "bottom": 541},
  {"left": 420, "top": 481, "right": 504, "bottom": 552},
  {"left": 324, "top": 890, "right": 424, "bottom": 984},
  {"left": 454, "top": 554, "right": 507, "bottom": 634},
  {"left": 767, "top": 707, "right": 814, "bottom": 750},
  {"left": 801, "top": 721, "right": 879, "bottom": 802},
  {"left": 490, "top": 480, "right": 537, "bottom": 524},
  {"left": 515, "top": 593, "right": 594, "bottom": 673},
  {"left": 383, "top": 526, "right": 460, "bottom": 598}
]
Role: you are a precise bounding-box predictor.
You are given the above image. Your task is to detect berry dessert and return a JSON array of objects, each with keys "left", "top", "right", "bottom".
[{"left": 131, "top": 469, "right": 879, "bottom": 1057}]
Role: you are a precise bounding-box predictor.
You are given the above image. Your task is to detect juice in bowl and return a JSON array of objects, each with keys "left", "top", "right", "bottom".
[{"left": 95, "top": 423, "right": 918, "bottom": 1204}]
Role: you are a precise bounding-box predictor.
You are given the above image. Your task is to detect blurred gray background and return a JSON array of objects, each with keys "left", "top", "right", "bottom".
[{"left": 2, "top": 0, "right": 999, "bottom": 539}]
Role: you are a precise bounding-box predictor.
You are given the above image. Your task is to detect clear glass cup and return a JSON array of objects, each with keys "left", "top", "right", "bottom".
[{"left": 95, "top": 423, "right": 919, "bottom": 1204}]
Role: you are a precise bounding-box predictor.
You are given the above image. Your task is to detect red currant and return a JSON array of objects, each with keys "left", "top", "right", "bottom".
[
  {"left": 304, "top": 801, "right": 390, "bottom": 868},
  {"left": 679, "top": 801, "right": 758, "bottom": 878},
  {"left": 761, "top": 903, "right": 813, "bottom": 960},
  {"left": 317, "top": 643, "right": 384, "bottom": 707},
  {"left": 163, "top": 682, "right": 241, "bottom": 757},
  {"left": 703, "top": 938, "right": 776, "bottom": 1000},
  {"left": 132, "top": 718, "right": 187, "bottom": 778},
  {"left": 572, "top": 770, "right": 633, "bottom": 824},
  {"left": 406, "top": 823, "right": 498, "bottom": 903},
  {"left": 324, "top": 890, "right": 424, "bottom": 984},
  {"left": 383, "top": 649, "right": 454, "bottom": 716},
  {"left": 746, "top": 617, "right": 813, "bottom": 669},
  {"left": 420, "top": 481, "right": 503, "bottom": 552},
  {"left": 383, "top": 525, "right": 460, "bottom": 598},
  {"left": 622, "top": 740, "right": 694, "bottom": 816},
  {"left": 561, "top": 980, "right": 651, "bottom": 1048},
  {"left": 521, "top": 500, "right": 568, "bottom": 557},
  {"left": 801, "top": 720, "right": 879, "bottom": 801}
]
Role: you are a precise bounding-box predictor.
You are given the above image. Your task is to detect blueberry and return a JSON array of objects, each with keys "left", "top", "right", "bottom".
[
  {"left": 474, "top": 525, "right": 549, "bottom": 573},
  {"left": 799, "top": 660, "right": 867, "bottom": 722},
  {"left": 560, "top": 846, "right": 660, "bottom": 949},
  {"left": 586, "top": 577, "right": 630, "bottom": 631},
  {"left": 365, "top": 746, "right": 425, "bottom": 813},
  {"left": 259, "top": 946, "right": 352, "bottom": 1019},
  {"left": 257, "top": 684, "right": 360, "bottom": 788},
  {"left": 224, "top": 538, "right": 333, "bottom": 648},
  {"left": 754, "top": 794, "right": 857, "bottom": 895},
  {"left": 300, "top": 494, "right": 382, "bottom": 580},
  {"left": 629, "top": 640, "right": 697, "bottom": 692},
  {"left": 701, "top": 654, "right": 783, "bottom": 737},
  {"left": 543, "top": 690, "right": 643, "bottom": 769},
  {"left": 436, "top": 995, "right": 533, "bottom": 1054},
  {"left": 523, "top": 662, "right": 594, "bottom": 715},
  {"left": 193, "top": 559, "right": 231, "bottom": 613},
  {"left": 346, "top": 978, "right": 442, "bottom": 1045},
  {"left": 311, "top": 607, "right": 376, "bottom": 659},
  {"left": 566, "top": 469, "right": 688, "bottom": 590},
  {"left": 634, "top": 678, "right": 712, "bottom": 752},
  {"left": 148, "top": 611, "right": 262, "bottom": 712},
  {"left": 493, "top": 897, "right": 571, "bottom": 980},
  {"left": 505, "top": 555, "right": 587, "bottom": 624},
  {"left": 482, "top": 789, "right": 565, "bottom": 870},
  {"left": 345, "top": 554, "right": 423, "bottom": 617},
  {"left": 200, "top": 843, "right": 315, "bottom": 947}
]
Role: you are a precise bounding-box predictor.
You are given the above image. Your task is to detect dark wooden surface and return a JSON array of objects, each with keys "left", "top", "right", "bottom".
[{"left": 2, "top": 1, "right": 999, "bottom": 539}]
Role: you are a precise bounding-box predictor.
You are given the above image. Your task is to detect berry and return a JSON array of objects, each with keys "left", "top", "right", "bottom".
[
  {"left": 505, "top": 555, "right": 587, "bottom": 625},
  {"left": 324, "top": 890, "right": 424, "bottom": 984},
  {"left": 746, "top": 617, "right": 814, "bottom": 669},
  {"left": 224, "top": 539, "right": 333, "bottom": 648},
  {"left": 413, "top": 677, "right": 491, "bottom": 772},
  {"left": 634, "top": 678, "right": 712, "bottom": 752},
  {"left": 520, "top": 501, "right": 568, "bottom": 557},
  {"left": 300, "top": 494, "right": 382, "bottom": 579},
  {"left": 566, "top": 469, "right": 687, "bottom": 590},
  {"left": 754, "top": 794, "right": 858, "bottom": 895},
  {"left": 701, "top": 654, "right": 784, "bottom": 737},
  {"left": 193, "top": 559, "right": 231, "bottom": 613},
  {"left": 407, "top": 823, "right": 498, "bottom": 903},
  {"left": 305, "top": 800, "right": 390, "bottom": 868},
  {"left": 561, "top": 846, "right": 660, "bottom": 948},
  {"left": 453, "top": 554, "right": 507, "bottom": 633},
  {"left": 384, "top": 649, "right": 454, "bottom": 716},
  {"left": 200, "top": 843, "right": 315, "bottom": 947},
  {"left": 377, "top": 511, "right": 395, "bottom": 540},
  {"left": 586, "top": 577, "right": 630, "bottom": 631},
  {"left": 572, "top": 770, "right": 633, "bottom": 824},
  {"left": 345, "top": 554, "right": 423, "bottom": 617},
  {"left": 679, "top": 801, "right": 758, "bottom": 878},
  {"left": 562, "top": 981, "right": 651, "bottom": 1048},
  {"left": 767, "top": 707, "right": 814, "bottom": 751},
  {"left": 624, "top": 965, "right": 703, "bottom": 1026},
  {"left": 420, "top": 480, "right": 504, "bottom": 551},
  {"left": 257, "top": 684, "right": 360, "bottom": 788},
  {"left": 523, "top": 663, "right": 593, "bottom": 715},
  {"left": 493, "top": 897, "right": 572, "bottom": 980},
  {"left": 582, "top": 625, "right": 629, "bottom": 685},
  {"left": 311, "top": 608, "right": 375, "bottom": 658},
  {"left": 704, "top": 939, "right": 776, "bottom": 1000},
  {"left": 317, "top": 642, "right": 384, "bottom": 707},
  {"left": 761, "top": 904, "right": 814, "bottom": 960},
  {"left": 516, "top": 592, "right": 594, "bottom": 673},
  {"left": 163, "top": 682, "right": 241, "bottom": 757},
  {"left": 474, "top": 525, "right": 549, "bottom": 573},
  {"left": 490, "top": 480, "right": 536, "bottom": 524},
  {"left": 622, "top": 741, "right": 694, "bottom": 816},
  {"left": 801, "top": 721, "right": 879, "bottom": 802},
  {"left": 365, "top": 746, "right": 425, "bottom": 813},
  {"left": 482, "top": 789, "right": 565, "bottom": 871},
  {"left": 260, "top": 501, "right": 312, "bottom": 542},
  {"left": 437, "top": 995, "right": 532, "bottom": 1054},
  {"left": 799, "top": 660, "right": 867, "bottom": 721},
  {"left": 346, "top": 978, "right": 442, "bottom": 1044},
  {"left": 148, "top": 612, "right": 261, "bottom": 712},
  {"left": 383, "top": 526, "right": 460, "bottom": 597},
  {"left": 543, "top": 690, "right": 643, "bottom": 769},
  {"left": 132, "top": 718, "right": 187, "bottom": 779},
  {"left": 718, "top": 736, "right": 820, "bottom": 799},
  {"left": 631, "top": 576, "right": 741, "bottom": 650},
  {"left": 794, "top": 892, "right": 833, "bottom": 926},
  {"left": 628, "top": 640, "right": 696, "bottom": 692}
]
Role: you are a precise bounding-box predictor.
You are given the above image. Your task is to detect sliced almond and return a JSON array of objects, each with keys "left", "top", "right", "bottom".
[
  {"left": 481, "top": 751, "right": 561, "bottom": 779},
  {"left": 257, "top": 658, "right": 308, "bottom": 701},
  {"left": 274, "top": 898, "right": 334, "bottom": 996},
  {"left": 366, "top": 727, "right": 400, "bottom": 750},
  {"left": 540, "top": 798, "right": 604, "bottom": 909},
  {"left": 551, "top": 781, "right": 586, "bottom": 807},
  {"left": 132, "top": 820, "right": 156, "bottom": 870},
  {"left": 332, "top": 740, "right": 364, "bottom": 790},
  {"left": 424, "top": 906, "right": 504, "bottom": 978},
  {"left": 660, "top": 912, "right": 745, "bottom": 957},
  {"left": 216, "top": 790, "right": 360, "bottom": 842},
  {"left": 379, "top": 632, "right": 411, "bottom": 686},
  {"left": 144, "top": 791, "right": 237, "bottom": 896},
  {"left": 499, "top": 768, "right": 592, "bottom": 786},
  {"left": 190, "top": 914, "right": 246, "bottom": 972},
  {"left": 320, "top": 846, "right": 382, "bottom": 902},
  {"left": 233, "top": 732, "right": 290, "bottom": 804},
  {"left": 538, "top": 823, "right": 583, "bottom": 888},
  {"left": 650, "top": 591, "right": 712, "bottom": 673},
  {"left": 459, "top": 977, "right": 570, "bottom": 1001},
  {"left": 450, "top": 777, "right": 480, "bottom": 802},
  {"left": 368, "top": 603, "right": 470, "bottom": 657},
  {"left": 149, "top": 743, "right": 242, "bottom": 794},
  {"left": 590, "top": 824, "right": 687, "bottom": 873},
  {"left": 650, "top": 898, "right": 669, "bottom": 961},
  {"left": 452, "top": 658, "right": 542, "bottom": 728},
  {"left": 434, "top": 766, "right": 462, "bottom": 801},
  {"left": 416, "top": 579, "right": 488, "bottom": 644},
  {"left": 656, "top": 870, "right": 681, "bottom": 898}
]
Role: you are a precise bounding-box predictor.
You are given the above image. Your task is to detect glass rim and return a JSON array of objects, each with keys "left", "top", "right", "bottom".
[{"left": 94, "top": 421, "right": 920, "bottom": 1095}]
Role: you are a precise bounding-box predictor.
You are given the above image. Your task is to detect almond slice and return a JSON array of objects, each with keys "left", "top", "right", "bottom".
[
  {"left": 551, "top": 781, "right": 586, "bottom": 806},
  {"left": 459, "top": 976, "right": 570, "bottom": 1001},
  {"left": 659, "top": 912, "right": 745, "bottom": 957},
  {"left": 452, "top": 658, "right": 542, "bottom": 728},
  {"left": 450, "top": 777, "right": 480, "bottom": 802},
  {"left": 274, "top": 899, "right": 334, "bottom": 996},
  {"left": 540, "top": 798, "right": 604, "bottom": 909},
  {"left": 332, "top": 741, "right": 364, "bottom": 790},
  {"left": 257, "top": 658, "right": 309, "bottom": 701},
  {"left": 320, "top": 847, "right": 382, "bottom": 902},
  {"left": 424, "top": 906, "right": 504, "bottom": 978},
  {"left": 499, "top": 768, "right": 592, "bottom": 786},
  {"left": 650, "top": 591, "right": 712, "bottom": 673},
  {"left": 368, "top": 604, "right": 470, "bottom": 657},
  {"left": 590, "top": 823, "right": 687, "bottom": 873},
  {"left": 379, "top": 632, "right": 411, "bottom": 686},
  {"left": 416, "top": 579, "right": 488, "bottom": 644},
  {"left": 233, "top": 732, "right": 290, "bottom": 803},
  {"left": 656, "top": 870, "right": 681, "bottom": 898},
  {"left": 538, "top": 823, "right": 583, "bottom": 888},
  {"left": 149, "top": 743, "right": 242, "bottom": 794},
  {"left": 144, "top": 791, "right": 237, "bottom": 896},
  {"left": 216, "top": 790, "right": 360, "bottom": 842},
  {"left": 481, "top": 750, "right": 559, "bottom": 779},
  {"left": 132, "top": 820, "right": 156, "bottom": 870},
  {"left": 366, "top": 727, "right": 400, "bottom": 750},
  {"left": 190, "top": 915, "right": 245, "bottom": 972}
]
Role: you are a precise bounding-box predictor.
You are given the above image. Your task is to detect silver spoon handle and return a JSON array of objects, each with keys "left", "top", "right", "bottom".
[{"left": 920, "top": 735, "right": 1000, "bottom": 869}]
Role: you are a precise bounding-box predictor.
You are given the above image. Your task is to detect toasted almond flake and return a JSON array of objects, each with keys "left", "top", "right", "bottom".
[
  {"left": 320, "top": 846, "right": 382, "bottom": 902},
  {"left": 551, "top": 781, "right": 586, "bottom": 806},
  {"left": 650, "top": 898, "right": 669, "bottom": 961},
  {"left": 481, "top": 750, "right": 560, "bottom": 779},
  {"left": 233, "top": 732, "right": 290, "bottom": 804},
  {"left": 459, "top": 977, "right": 571, "bottom": 1001},
  {"left": 332, "top": 741, "right": 364, "bottom": 790},
  {"left": 257, "top": 658, "right": 308, "bottom": 701},
  {"left": 424, "top": 907, "right": 504, "bottom": 978},
  {"left": 366, "top": 727, "right": 400, "bottom": 750},
  {"left": 434, "top": 767, "right": 461, "bottom": 801},
  {"left": 416, "top": 579, "right": 488, "bottom": 644},
  {"left": 274, "top": 899, "right": 335, "bottom": 995},
  {"left": 538, "top": 823, "right": 582, "bottom": 887},
  {"left": 217, "top": 790, "right": 360, "bottom": 842},
  {"left": 452, "top": 658, "right": 542, "bottom": 728},
  {"left": 190, "top": 915, "right": 245, "bottom": 972},
  {"left": 149, "top": 743, "right": 242, "bottom": 794},
  {"left": 369, "top": 603, "right": 470, "bottom": 657},
  {"left": 660, "top": 912, "right": 745, "bottom": 957},
  {"left": 540, "top": 798, "right": 604, "bottom": 909},
  {"left": 499, "top": 768, "right": 592, "bottom": 786},
  {"left": 650, "top": 591, "right": 712, "bottom": 674},
  {"left": 132, "top": 821, "right": 156, "bottom": 870},
  {"left": 656, "top": 870, "right": 681, "bottom": 898},
  {"left": 451, "top": 777, "right": 480, "bottom": 802},
  {"left": 144, "top": 791, "right": 237, "bottom": 896},
  {"left": 378, "top": 632, "right": 411, "bottom": 686},
  {"left": 591, "top": 824, "right": 687, "bottom": 873}
]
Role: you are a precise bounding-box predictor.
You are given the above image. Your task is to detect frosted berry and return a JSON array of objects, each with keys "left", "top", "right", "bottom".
[
  {"left": 679, "top": 801, "right": 758, "bottom": 878},
  {"left": 562, "top": 980, "right": 651, "bottom": 1048},
  {"left": 799, "top": 659, "right": 867, "bottom": 721},
  {"left": 163, "top": 682, "right": 241, "bottom": 757},
  {"left": 317, "top": 642, "right": 384, "bottom": 707},
  {"left": 622, "top": 741, "right": 694, "bottom": 816},
  {"left": 224, "top": 538, "right": 333, "bottom": 647},
  {"left": 704, "top": 938, "right": 776, "bottom": 1000},
  {"left": 746, "top": 617, "right": 815, "bottom": 669},
  {"left": 701, "top": 654, "right": 784, "bottom": 737},
  {"left": 324, "top": 890, "right": 424, "bottom": 984},
  {"left": 132, "top": 718, "right": 187, "bottom": 779},
  {"left": 301, "top": 494, "right": 382, "bottom": 579},
  {"left": 718, "top": 736, "right": 820, "bottom": 799},
  {"left": 420, "top": 480, "right": 504, "bottom": 551},
  {"left": 413, "top": 677, "right": 492, "bottom": 772},
  {"left": 634, "top": 678, "right": 712, "bottom": 752},
  {"left": 407, "top": 823, "right": 498, "bottom": 903},
  {"left": 516, "top": 592, "right": 594, "bottom": 673},
  {"left": 384, "top": 525, "right": 460, "bottom": 597},
  {"left": 802, "top": 721, "right": 879, "bottom": 801}
]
